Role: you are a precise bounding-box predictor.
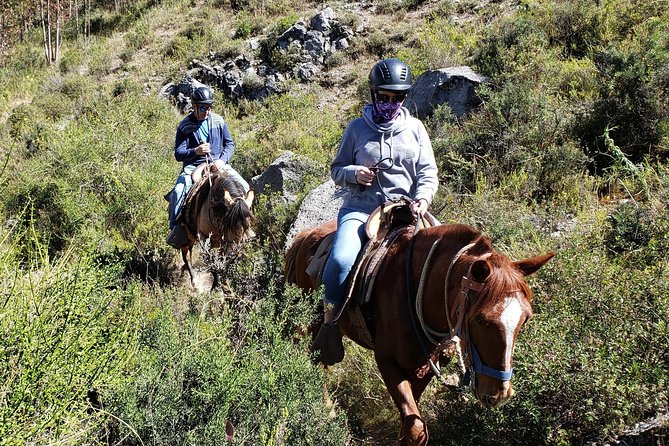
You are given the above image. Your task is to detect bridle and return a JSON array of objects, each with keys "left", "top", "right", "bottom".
[{"left": 410, "top": 238, "right": 514, "bottom": 393}]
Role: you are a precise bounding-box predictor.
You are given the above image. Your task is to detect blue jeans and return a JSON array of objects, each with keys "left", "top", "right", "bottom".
[
  {"left": 322, "top": 208, "right": 370, "bottom": 308},
  {"left": 169, "top": 163, "right": 250, "bottom": 229},
  {"left": 169, "top": 165, "right": 196, "bottom": 229}
]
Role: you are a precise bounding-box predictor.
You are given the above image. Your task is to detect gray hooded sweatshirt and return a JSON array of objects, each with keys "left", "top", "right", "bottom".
[{"left": 331, "top": 104, "right": 439, "bottom": 214}]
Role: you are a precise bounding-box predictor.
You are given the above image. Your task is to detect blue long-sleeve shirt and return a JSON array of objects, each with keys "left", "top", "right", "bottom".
[{"left": 174, "top": 112, "right": 235, "bottom": 168}]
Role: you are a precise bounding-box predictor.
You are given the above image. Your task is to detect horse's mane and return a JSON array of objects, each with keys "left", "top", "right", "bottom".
[
  {"left": 210, "top": 170, "right": 246, "bottom": 200},
  {"left": 209, "top": 170, "right": 254, "bottom": 235},
  {"left": 467, "top": 236, "right": 532, "bottom": 318},
  {"left": 428, "top": 224, "right": 531, "bottom": 318}
]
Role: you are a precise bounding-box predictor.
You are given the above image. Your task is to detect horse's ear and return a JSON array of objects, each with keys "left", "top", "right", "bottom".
[
  {"left": 223, "top": 190, "right": 234, "bottom": 206},
  {"left": 470, "top": 258, "right": 491, "bottom": 282},
  {"left": 514, "top": 252, "right": 555, "bottom": 276},
  {"left": 244, "top": 189, "right": 255, "bottom": 208}
]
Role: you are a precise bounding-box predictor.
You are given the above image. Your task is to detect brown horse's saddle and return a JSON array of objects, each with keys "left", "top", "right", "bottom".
[{"left": 305, "top": 198, "right": 438, "bottom": 347}]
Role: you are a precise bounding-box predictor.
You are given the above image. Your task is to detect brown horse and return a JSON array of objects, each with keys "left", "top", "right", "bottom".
[
  {"left": 180, "top": 164, "right": 255, "bottom": 287},
  {"left": 285, "top": 219, "right": 554, "bottom": 445}
]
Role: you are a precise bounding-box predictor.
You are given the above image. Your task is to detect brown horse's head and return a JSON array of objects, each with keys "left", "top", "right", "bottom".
[
  {"left": 458, "top": 242, "right": 554, "bottom": 408},
  {"left": 208, "top": 171, "right": 256, "bottom": 243}
]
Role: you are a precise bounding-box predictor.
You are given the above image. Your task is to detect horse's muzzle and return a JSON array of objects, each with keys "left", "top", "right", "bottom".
[{"left": 478, "top": 384, "right": 514, "bottom": 408}]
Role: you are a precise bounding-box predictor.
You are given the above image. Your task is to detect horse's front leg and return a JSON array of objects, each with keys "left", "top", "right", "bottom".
[
  {"left": 376, "top": 356, "right": 429, "bottom": 446},
  {"left": 181, "top": 245, "right": 195, "bottom": 287},
  {"left": 211, "top": 268, "right": 219, "bottom": 291}
]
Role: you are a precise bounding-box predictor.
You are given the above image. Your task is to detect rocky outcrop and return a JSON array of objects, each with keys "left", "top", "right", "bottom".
[
  {"left": 159, "top": 76, "right": 208, "bottom": 113},
  {"left": 250, "top": 150, "right": 325, "bottom": 203},
  {"left": 405, "top": 67, "right": 489, "bottom": 119},
  {"left": 161, "top": 7, "right": 356, "bottom": 105},
  {"left": 284, "top": 179, "right": 346, "bottom": 249}
]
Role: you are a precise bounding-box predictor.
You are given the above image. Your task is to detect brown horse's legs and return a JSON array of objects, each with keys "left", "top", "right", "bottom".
[
  {"left": 376, "top": 357, "right": 429, "bottom": 446},
  {"left": 181, "top": 246, "right": 195, "bottom": 286},
  {"left": 211, "top": 269, "right": 219, "bottom": 291}
]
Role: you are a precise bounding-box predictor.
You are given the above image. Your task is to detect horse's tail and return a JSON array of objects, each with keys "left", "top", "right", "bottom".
[{"left": 284, "top": 229, "right": 310, "bottom": 284}]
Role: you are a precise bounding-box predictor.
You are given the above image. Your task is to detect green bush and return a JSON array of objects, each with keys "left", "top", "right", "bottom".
[
  {"left": 121, "top": 20, "right": 155, "bottom": 61},
  {"left": 0, "top": 233, "right": 141, "bottom": 445},
  {"left": 58, "top": 45, "right": 87, "bottom": 74},
  {"left": 88, "top": 37, "right": 116, "bottom": 76},
  {"left": 4, "top": 180, "right": 82, "bottom": 259},
  {"left": 7, "top": 103, "right": 39, "bottom": 141},
  {"left": 605, "top": 201, "right": 652, "bottom": 256},
  {"left": 234, "top": 11, "right": 264, "bottom": 39},
  {"left": 228, "top": 92, "right": 339, "bottom": 178},
  {"left": 104, "top": 286, "right": 350, "bottom": 445}
]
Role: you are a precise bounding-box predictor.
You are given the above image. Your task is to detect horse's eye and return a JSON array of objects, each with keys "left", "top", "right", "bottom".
[{"left": 474, "top": 315, "right": 489, "bottom": 326}]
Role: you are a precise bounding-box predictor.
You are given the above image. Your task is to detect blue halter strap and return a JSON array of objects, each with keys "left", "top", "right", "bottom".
[{"left": 470, "top": 343, "right": 514, "bottom": 382}]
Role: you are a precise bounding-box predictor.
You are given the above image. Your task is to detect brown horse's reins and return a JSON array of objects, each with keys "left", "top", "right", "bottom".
[
  {"left": 205, "top": 153, "right": 214, "bottom": 188},
  {"left": 414, "top": 242, "right": 474, "bottom": 383},
  {"left": 410, "top": 235, "right": 512, "bottom": 391},
  {"left": 411, "top": 240, "right": 480, "bottom": 389}
]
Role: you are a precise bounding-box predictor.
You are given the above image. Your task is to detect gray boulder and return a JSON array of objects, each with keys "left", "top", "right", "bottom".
[
  {"left": 159, "top": 76, "right": 207, "bottom": 112},
  {"left": 251, "top": 151, "right": 324, "bottom": 202},
  {"left": 285, "top": 179, "right": 346, "bottom": 249},
  {"left": 311, "top": 7, "right": 335, "bottom": 32},
  {"left": 405, "top": 67, "right": 489, "bottom": 119}
]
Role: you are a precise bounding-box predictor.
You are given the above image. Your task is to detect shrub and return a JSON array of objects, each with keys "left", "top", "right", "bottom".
[
  {"left": 234, "top": 11, "right": 264, "bottom": 39},
  {"left": 121, "top": 19, "right": 154, "bottom": 61},
  {"left": 228, "top": 91, "right": 339, "bottom": 178},
  {"left": 58, "top": 45, "right": 87, "bottom": 74},
  {"left": 4, "top": 180, "right": 82, "bottom": 259},
  {"left": 7, "top": 103, "right": 39, "bottom": 141},
  {"left": 104, "top": 286, "right": 350, "bottom": 445},
  {"left": 605, "top": 201, "right": 652, "bottom": 257},
  {"left": 399, "top": 15, "right": 476, "bottom": 71},
  {"left": 88, "top": 37, "right": 116, "bottom": 76},
  {"left": 0, "top": 234, "right": 141, "bottom": 445},
  {"left": 429, "top": 80, "right": 589, "bottom": 200}
]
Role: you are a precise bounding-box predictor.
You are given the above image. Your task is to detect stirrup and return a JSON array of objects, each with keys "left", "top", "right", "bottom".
[{"left": 311, "top": 323, "right": 344, "bottom": 366}]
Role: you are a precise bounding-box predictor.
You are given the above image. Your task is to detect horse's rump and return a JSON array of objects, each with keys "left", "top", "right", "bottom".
[{"left": 284, "top": 220, "right": 337, "bottom": 289}]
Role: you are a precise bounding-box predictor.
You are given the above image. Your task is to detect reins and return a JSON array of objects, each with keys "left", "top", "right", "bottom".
[{"left": 406, "top": 229, "right": 514, "bottom": 393}]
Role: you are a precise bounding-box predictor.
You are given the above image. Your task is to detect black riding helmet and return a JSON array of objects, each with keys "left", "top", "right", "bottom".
[
  {"left": 369, "top": 58, "right": 413, "bottom": 91},
  {"left": 192, "top": 86, "right": 214, "bottom": 105}
]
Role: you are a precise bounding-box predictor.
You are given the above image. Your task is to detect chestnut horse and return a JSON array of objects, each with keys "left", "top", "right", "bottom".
[
  {"left": 285, "top": 219, "right": 554, "bottom": 445},
  {"left": 180, "top": 165, "right": 255, "bottom": 287}
]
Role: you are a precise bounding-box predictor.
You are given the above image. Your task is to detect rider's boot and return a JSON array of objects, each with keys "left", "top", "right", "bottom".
[{"left": 311, "top": 304, "right": 344, "bottom": 366}]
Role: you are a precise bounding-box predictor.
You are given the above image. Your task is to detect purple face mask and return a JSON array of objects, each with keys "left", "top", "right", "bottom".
[{"left": 372, "top": 100, "right": 403, "bottom": 123}]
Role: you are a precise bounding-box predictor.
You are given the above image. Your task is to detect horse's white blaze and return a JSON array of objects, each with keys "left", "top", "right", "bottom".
[{"left": 499, "top": 296, "right": 523, "bottom": 370}]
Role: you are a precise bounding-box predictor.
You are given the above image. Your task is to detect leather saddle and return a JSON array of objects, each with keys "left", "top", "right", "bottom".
[
  {"left": 166, "top": 161, "right": 226, "bottom": 228},
  {"left": 306, "top": 198, "right": 439, "bottom": 347}
]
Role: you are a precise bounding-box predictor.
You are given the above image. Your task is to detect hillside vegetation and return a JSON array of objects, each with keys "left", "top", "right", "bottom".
[{"left": 0, "top": 0, "right": 668, "bottom": 445}]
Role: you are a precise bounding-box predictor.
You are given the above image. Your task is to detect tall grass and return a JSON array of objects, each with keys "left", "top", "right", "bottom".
[{"left": 0, "top": 220, "right": 142, "bottom": 445}]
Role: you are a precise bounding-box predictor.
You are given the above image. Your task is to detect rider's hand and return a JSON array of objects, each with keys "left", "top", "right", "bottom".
[
  {"left": 410, "top": 199, "right": 428, "bottom": 217},
  {"left": 195, "top": 142, "right": 211, "bottom": 155},
  {"left": 355, "top": 166, "right": 376, "bottom": 186}
]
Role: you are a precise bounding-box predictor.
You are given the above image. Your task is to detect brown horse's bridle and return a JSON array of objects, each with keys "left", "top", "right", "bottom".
[{"left": 412, "top": 239, "right": 513, "bottom": 392}]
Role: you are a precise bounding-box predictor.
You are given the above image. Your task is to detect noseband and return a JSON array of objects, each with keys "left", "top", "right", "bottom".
[{"left": 412, "top": 240, "right": 513, "bottom": 392}]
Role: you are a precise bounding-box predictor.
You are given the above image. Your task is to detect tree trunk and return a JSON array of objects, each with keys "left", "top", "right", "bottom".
[{"left": 37, "top": 0, "right": 61, "bottom": 64}]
